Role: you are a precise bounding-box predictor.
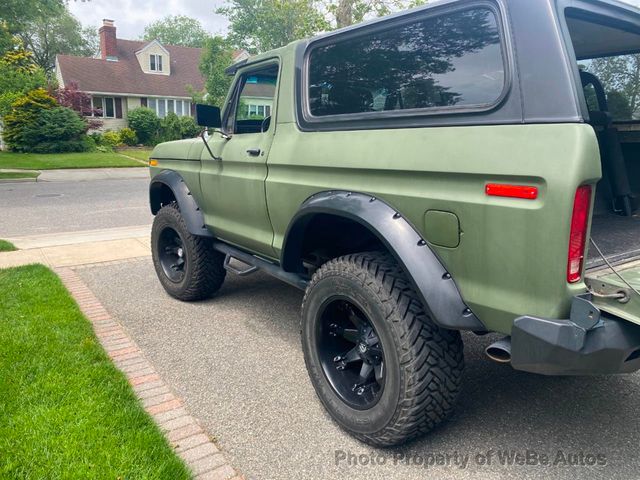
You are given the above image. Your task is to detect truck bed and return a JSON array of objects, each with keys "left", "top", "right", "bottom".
[{"left": 587, "top": 213, "right": 640, "bottom": 269}]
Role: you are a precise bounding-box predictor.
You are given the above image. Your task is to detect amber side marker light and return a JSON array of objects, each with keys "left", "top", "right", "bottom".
[
  {"left": 485, "top": 183, "right": 538, "bottom": 200},
  {"left": 149, "top": 159, "right": 158, "bottom": 167}
]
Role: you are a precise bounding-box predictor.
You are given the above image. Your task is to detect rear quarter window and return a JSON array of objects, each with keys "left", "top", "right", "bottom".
[{"left": 306, "top": 6, "right": 505, "bottom": 118}]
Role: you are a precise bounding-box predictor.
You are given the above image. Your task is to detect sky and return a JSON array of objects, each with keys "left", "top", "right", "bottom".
[
  {"left": 69, "top": 0, "right": 640, "bottom": 42},
  {"left": 68, "top": 0, "right": 230, "bottom": 40}
]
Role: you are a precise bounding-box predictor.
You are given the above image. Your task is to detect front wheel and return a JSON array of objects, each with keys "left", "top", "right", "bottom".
[
  {"left": 151, "top": 203, "right": 226, "bottom": 301},
  {"left": 301, "top": 252, "right": 464, "bottom": 447}
]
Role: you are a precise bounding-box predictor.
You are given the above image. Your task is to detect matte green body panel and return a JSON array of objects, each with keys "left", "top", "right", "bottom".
[
  {"left": 148, "top": 40, "right": 640, "bottom": 336},
  {"left": 198, "top": 57, "right": 282, "bottom": 257},
  {"left": 265, "top": 122, "right": 600, "bottom": 334},
  {"left": 150, "top": 138, "right": 205, "bottom": 205}
]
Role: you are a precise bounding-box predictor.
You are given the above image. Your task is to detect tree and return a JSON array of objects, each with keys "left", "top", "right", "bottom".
[
  {"left": 17, "top": 10, "right": 97, "bottom": 74},
  {"left": 590, "top": 54, "right": 640, "bottom": 119},
  {"left": 0, "top": 46, "right": 47, "bottom": 116},
  {"left": 143, "top": 15, "right": 210, "bottom": 48},
  {"left": 52, "top": 82, "right": 103, "bottom": 130},
  {"left": 607, "top": 90, "right": 633, "bottom": 120},
  {"left": 217, "top": 0, "right": 428, "bottom": 53},
  {"left": 218, "top": 0, "right": 329, "bottom": 53},
  {"left": 0, "top": 0, "right": 64, "bottom": 34},
  {"left": 323, "top": 0, "right": 427, "bottom": 28},
  {"left": 199, "top": 36, "right": 234, "bottom": 107}
]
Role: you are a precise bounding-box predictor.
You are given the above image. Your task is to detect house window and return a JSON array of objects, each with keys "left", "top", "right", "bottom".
[
  {"left": 104, "top": 97, "right": 115, "bottom": 118},
  {"left": 246, "top": 104, "right": 271, "bottom": 118},
  {"left": 150, "top": 54, "right": 163, "bottom": 72},
  {"left": 147, "top": 98, "right": 191, "bottom": 118},
  {"left": 92, "top": 96, "right": 116, "bottom": 118}
]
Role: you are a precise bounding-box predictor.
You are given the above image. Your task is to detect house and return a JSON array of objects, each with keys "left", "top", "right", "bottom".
[{"left": 55, "top": 19, "right": 250, "bottom": 131}]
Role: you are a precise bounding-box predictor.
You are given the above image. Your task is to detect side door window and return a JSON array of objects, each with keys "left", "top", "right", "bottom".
[{"left": 225, "top": 64, "right": 278, "bottom": 135}]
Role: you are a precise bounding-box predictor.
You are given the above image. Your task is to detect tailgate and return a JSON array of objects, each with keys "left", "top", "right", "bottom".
[{"left": 586, "top": 260, "right": 640, "bottom": 326}]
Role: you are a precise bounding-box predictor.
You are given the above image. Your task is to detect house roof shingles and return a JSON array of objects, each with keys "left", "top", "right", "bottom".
[{"left": 57, "top": 39, "right": 205, "bottom": 98}]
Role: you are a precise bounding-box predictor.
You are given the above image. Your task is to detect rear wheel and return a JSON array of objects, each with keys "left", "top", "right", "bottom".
[
  {"left": 151, "top": 203, "right": 226, "bottom": 301},
  {"left": 301, "top": 252, "right": 464, "bottom": 447}
]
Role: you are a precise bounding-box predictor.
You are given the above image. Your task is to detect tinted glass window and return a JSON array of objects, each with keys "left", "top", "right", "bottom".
[
  {"left": 232, "top": 65, "right": 278, "bottom": 134},
  {"left": 307, "top": 8, "right": 504, "bottom": 117}
]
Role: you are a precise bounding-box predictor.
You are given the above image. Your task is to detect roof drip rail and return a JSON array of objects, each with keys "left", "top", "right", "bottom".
[{"left": 225, "top": 59, "right": 248, "bottom": 76}]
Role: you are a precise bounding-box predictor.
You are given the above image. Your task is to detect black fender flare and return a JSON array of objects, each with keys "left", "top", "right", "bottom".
[
  {"left": 149, "top": 170, "right": 213, "bottom": 238},
  {"left": 281, "top": 191, "right": 484, "bottom": 331}
]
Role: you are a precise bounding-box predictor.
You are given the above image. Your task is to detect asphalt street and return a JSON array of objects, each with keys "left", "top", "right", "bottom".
[
  {"left": 79, "top": 259, "right": 640, "bottom": 480},
  {"left": 0, "top": 178, "right": 151, "bottom": 236}
]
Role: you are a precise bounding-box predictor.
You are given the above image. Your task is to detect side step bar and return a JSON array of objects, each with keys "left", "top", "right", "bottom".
[{"left": 212, "top": 241, "right": 309, "bottom": 291}]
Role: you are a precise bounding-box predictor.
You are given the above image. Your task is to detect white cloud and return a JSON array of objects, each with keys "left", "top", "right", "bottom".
[{"left": 68, "top": 0, "right": 229, "bottom": 40}]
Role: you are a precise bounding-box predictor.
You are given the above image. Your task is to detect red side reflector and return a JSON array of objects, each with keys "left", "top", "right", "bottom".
[
  {"left": 485, "top": 184, "right": 538, "bottom": 200},
  {"left": 567, "top": 185, "right": 592, "bottom": 283}
]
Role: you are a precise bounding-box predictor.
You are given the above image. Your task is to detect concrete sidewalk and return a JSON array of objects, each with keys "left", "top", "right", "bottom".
[
  {"left": 0, "top": 225, "right": 151, "bottom": 269},
  {"left": 0, "top": 167, "right": 148, "bottom": 183},
  {"left": 38, "top": 167, "right": 148, "bottom": 182},
  {"left": 6, "top": 225, "right": 151, "bottom": 249}
]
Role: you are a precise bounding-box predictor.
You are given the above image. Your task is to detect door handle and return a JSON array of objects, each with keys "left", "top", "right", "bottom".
[{"left": 246, "top": 148, "right": 261, "bottom": 156}]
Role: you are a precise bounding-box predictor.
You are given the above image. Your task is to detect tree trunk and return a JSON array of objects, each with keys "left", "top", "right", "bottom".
[{"left": 336, "top": 0, "right": 354, "bottom": 28}]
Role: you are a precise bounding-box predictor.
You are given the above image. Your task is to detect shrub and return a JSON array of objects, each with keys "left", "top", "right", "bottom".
[
  {"left": 160, "top": 112, "right": 181, "bottom": 142},
  {"left": 89, "top": 131, "right": 105, "bottom": 146},
  {"left": 179, "top": 115, "right": 201, "bottom": 138},
  {"left": 102, "top": 130, "right": 121, "bottom": 148},
  {"left": 119, "top": 127, "right": 138, "bottom": 146},
  {"left": 128, "top": 107, "right": 160, "bottom": 145},
  {"left": 2, "top": 88, "right": 58, "bottom": 152},
  {"left": 21, "top": 106, "right": 90, "bottom": 153}
]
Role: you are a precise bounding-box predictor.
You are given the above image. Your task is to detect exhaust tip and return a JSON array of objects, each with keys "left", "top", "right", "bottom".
[{"left": 485, "top": 337, "right": 512, "bottom": 364}]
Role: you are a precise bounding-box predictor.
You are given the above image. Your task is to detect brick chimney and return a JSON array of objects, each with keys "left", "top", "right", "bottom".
[{"left": 99, "top": 19, "right": 117, "bottom": 61}]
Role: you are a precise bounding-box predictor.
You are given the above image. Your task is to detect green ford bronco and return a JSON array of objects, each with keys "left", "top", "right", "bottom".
[{"left": 149, "top": 0, "right": 640, "bottom": 446}]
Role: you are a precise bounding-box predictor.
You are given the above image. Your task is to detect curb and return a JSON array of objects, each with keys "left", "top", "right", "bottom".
[
  {"left": 55, "top": 267, "right": 244, "bottom": 480},
  {"left": 0, "top": 177, "right": 38, "bottom": 183}
]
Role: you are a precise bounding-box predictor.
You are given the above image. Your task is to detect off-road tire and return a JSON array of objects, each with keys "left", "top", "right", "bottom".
[
  {"left": 301, "top": 252, "right": 464, "bottom": 447},
  {"left": 151, "top": 203, "right": 226, "bottom": 301}
]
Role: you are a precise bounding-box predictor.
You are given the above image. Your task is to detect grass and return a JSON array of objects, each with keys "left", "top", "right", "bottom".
[
  {"left": 0, "top": 265, "right": 190, "bottom": 479},
  {"left": 0, "top": 151, "right": 142, "bottom": 170},
  {"left": 0, "top": 171, "right": 39, "bottom": 181},
  {"left": 0, "top": 240, "right": 16, "bottom": 252},
  {"left": 119, "top": 147, "right": 153, "bottom": 162}
]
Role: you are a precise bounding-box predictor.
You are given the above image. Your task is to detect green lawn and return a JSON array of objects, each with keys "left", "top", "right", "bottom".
[
  {"left": 0, "top": 265, "right": 190, "bottom": 479},
  {"left": 119, "top": 148, "right": 153, "bottom": 162},
  {"left": 0, "top": 171, "right": 39, "bottom": 181},
  {"left": 0, "top": 240, "right": 16, "bottom": 252},
  {"left": 0, "top": 151, "right": 142, "bottom": 170}
]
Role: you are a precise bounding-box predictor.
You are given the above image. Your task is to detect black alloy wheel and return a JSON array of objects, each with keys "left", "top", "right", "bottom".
[
  {"left": 317, "top": 298, "right": 385, "bottom": 409},
  {"left": 157, "top": 226, "right": 187, "bottom": 283}
]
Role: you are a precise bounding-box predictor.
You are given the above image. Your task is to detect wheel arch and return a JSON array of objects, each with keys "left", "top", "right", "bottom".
[
  {"left": 282, "top": 191, "right": 484, "bottom": 331},
  {"left": 149, "top": 170, "right": 213, "bottom": 238}
]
